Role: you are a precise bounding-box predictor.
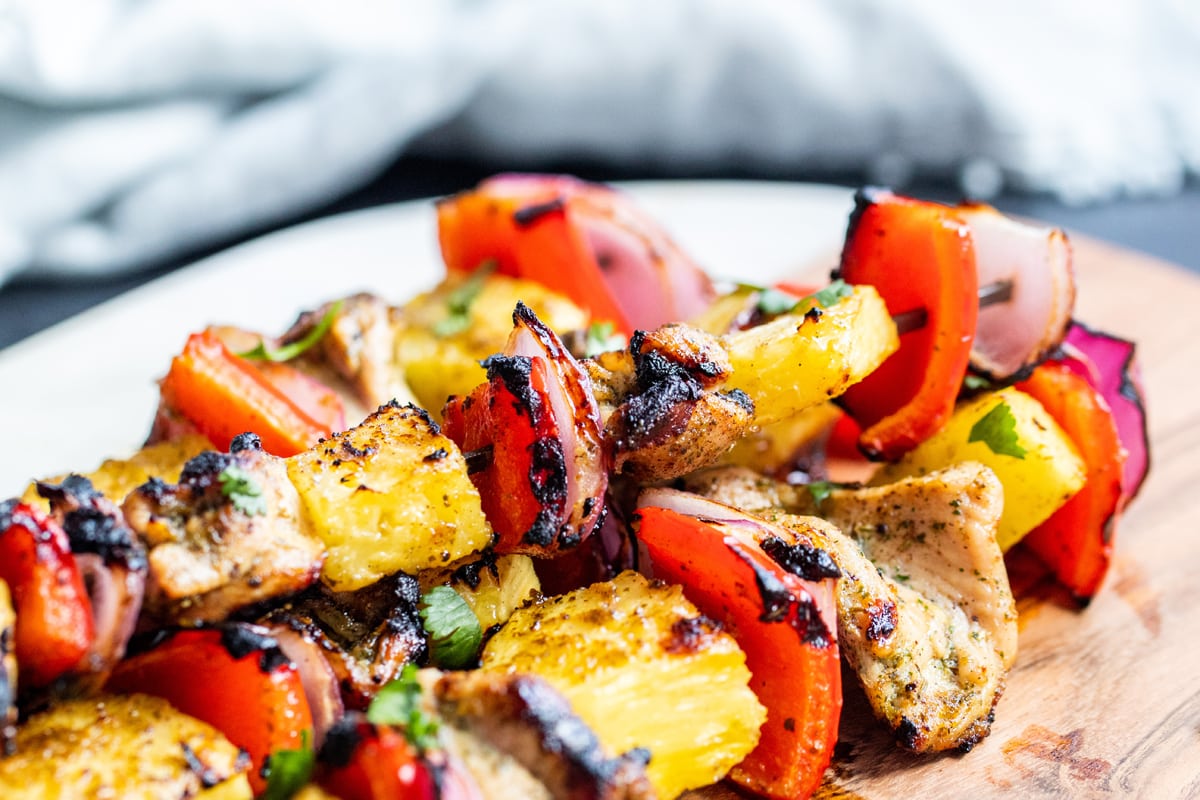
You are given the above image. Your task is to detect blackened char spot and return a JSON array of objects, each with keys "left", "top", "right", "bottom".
[
  {"left": 180, "top": 742, "right": 226, "bottom": 789},
  {"left": 483, "top": 355, "right": 538, "bottom": 420},
  {"left": 451, "top": 551, "right": 499, "bottom": 590},
  {"left": 836, "top": 186, "right": 890, "bottom": 278},
  {"left": 218, "top": 623, "right": 290, "bottom": 674},
  {"left": 760, "top": 536, "right": 841, "bottom": 581},
  {"left": 725, "top": 539, "right": 790, "bottom": 623},
  {"left": 664, "top": 615, "right": 721, "bottom": 654},
  {"left": 229, "top": 433, "right": 263, "bottom": 453},
  {"left": 318, "top": 716, "right": 365, "bottom": 769},
  {"left": 866, "top": 598, "right": 897, "bottom": 642},
  {"left": 512, "top": 196, "right": 566, "bottom": 227},
  {"left": 423, "top": 448, "right": 448, "bottom": 463},
  {"left": 63, "top": 507, "right": 147, "bottom": 570},
  {"left": 896, "top": 717, "right": 922, "bottom": 750},
  {"left": 179, "top": 451, "right": 234, "bottom": 486}
]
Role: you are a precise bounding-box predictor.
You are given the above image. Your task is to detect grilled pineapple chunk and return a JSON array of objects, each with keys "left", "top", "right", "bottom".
[
  {"left": 21, "top": 434, "right": 211, "bottom": 508},
  {"left": 288, "top": 401, "right": 493, "bottom": 591},
  {"left": 0, "top": 694, "right": 251, "bottom": 799},
  {"left": 874, "top": 387, "right": 1087, "bottom": 550},
  {"left": 723, "top": 285, "right": 898, "bottom": 426},
  {"left": 481, "top": 571, "right": 765, "bottom": 799},
  {"left": 420, "top": 554, "right": 541, "bottom": 631},
  {"left": 396, "top": 272, "right": 589, "bottom": 417}
]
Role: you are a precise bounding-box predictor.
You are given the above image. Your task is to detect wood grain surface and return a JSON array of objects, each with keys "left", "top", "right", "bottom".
[{"left": 688, "top": 237, "right": 1200, "bottom": 800}]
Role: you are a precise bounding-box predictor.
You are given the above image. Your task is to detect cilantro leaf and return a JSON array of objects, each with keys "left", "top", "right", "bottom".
[
  {"left": 218, "top": 465, "right": 267, "bottom": 516},
  {"left": 806, "top": 481, "right": 835, "bottom": 506},
  {"left": 584, "top": 321, "right": 625, "bottom": 356},
  {"left": 261, "top": 730, "right": 314, "bottom": 800},
  {"left": 240, "top": 300, "right": 343, "bottom": 362},
  {"left": 807, "top": 279, "right": 853, "bottom": 310},
  {"left": 419, "top": 586, "right": 483, "bottom": 669},
  {"left": 433, "top": 261, "right": 497, "bottom": 337},
  {"left": 367, "top": 664, "right": 440, "bottom": 751},
  {"left": 968, "top": 401, "right": 1027, "bottom": 459},
  {"left": 755, "top": 287, "right": 799, "bottom": 316}
]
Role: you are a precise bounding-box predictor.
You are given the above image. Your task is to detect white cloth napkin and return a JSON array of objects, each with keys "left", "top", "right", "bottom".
[{"left": 1, "top": 0, "right": 1197, "bottom": 285}]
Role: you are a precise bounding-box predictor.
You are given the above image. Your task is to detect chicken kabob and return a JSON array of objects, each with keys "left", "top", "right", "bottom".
[{"left": 1, "top": 177, "right": 1148, "bottom": 800}]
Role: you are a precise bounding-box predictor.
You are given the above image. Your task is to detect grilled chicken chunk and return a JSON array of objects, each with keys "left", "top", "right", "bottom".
[
  {"left": 584, "top": 324, "right": 753, "bottom": 483},
  {"left": 282, "top": 292, "right": 413, "bottom": 413},
  {"left": 0, "top": 694, "right": 252, "bottom": 798},
  {"left": 434, "top": 670, "right": 657, "bottom": 800},
  {"left": 684, "top": 462, "right": 1017, "bottom": 752},
  {"left": 261, "top": 569, "right": 427, "bottom": 711},
  {"left": 123, "top": 434, "right": 324, "bottom": 626}
]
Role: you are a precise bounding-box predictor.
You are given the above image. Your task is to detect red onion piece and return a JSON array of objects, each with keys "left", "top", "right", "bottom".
[
  {"left": 957, "top": 204, "right": 1075, "bottom": 380},
  {"left": 269, "top": 625, "right": 344, "bottom": 748},
  {"left": 1059, "top": 322, "right": 1151, "bottom": 504},
  {"left": 74, "top": 553, "right": 144, "bottom": 679}
]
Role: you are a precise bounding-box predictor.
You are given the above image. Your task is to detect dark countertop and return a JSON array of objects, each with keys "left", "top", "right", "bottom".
[{"left": 2, "top": 156, "right": 1197, "bottom": 351}]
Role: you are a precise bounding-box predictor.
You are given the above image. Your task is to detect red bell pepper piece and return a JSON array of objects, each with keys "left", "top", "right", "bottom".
[
  {"left": 107, "top": 623, "right": 313, "bottom": 795},
  {"left": 437, "top": 175, "right": 715, "bottom": 332},
  {"left": 836, "top": 188, "right": 978, "bottom": 461},
  {"left": 636, "top": 499, "right": 841, "bottom": 800},
  {"left": 318, "top": 717, "right": 439, "bottom": 800},
  {"left": 1016, "top": 362, "right": 1126, "bottom": 600},
  {"left": 252, "top": 359, "right": 346, "bottom": 434},
  {"left": 159, "top": 330, "right": 332, "bottom": 457},
  {"left": 0, "top": 501, "right": 94, "bottom": 687},
  {"left": 443, "top": 303, "right": 607, "bottom": 557}
]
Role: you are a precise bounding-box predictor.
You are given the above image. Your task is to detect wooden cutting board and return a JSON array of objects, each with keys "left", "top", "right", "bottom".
[{"left": 692, "top": 237, "right": 1200, "bottom": 799}]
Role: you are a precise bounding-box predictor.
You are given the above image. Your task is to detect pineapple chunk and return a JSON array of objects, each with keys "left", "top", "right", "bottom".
[
  {"left": 396, "top": 273, "right": 589, "bottom": 417},
  {"left": 0, "top": 694, "right": 252, "bottom": 799},
  {"left": 718, "top": 401, "right": 843, "bottom": 475},
  {"left": 419, "top": 554, "right": 542, "bottom": 632},
  {"left": 874, "top": 387, "right": 1087, "bottom": 550},
  {"left": 21, "top": 434, "right": 211, "bottom": 508},
  {"left": 288, "top": 401, "right": 493, "bottom": 591},
  {"left": 481, "top": 571, "right": 765, "bottom": 799},
  {"left": 723, "top": 285, "right": 898, "bottom": 426}
]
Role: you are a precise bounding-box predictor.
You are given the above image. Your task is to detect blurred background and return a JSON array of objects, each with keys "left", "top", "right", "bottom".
[{"left": 1, "top": 0, "right": 1198, "bottom": 349}]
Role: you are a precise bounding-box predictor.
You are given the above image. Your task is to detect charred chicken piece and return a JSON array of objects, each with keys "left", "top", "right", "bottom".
[
  {"left": 261, "top": 570, "right": 427, "bottom": 711},
  {"left": 36, "top": 476, "right": 147, "bottom": 690},
  {"left": 123, "top": 433, "right": 324, "bottom": 626},
  {"left": 585, "top": 324, "right": 754, "bottom": 483},
  {"left": 434, "top": 670, "right": 657, "bottom": 800},
  {"left": 685, "top": 462, "right": 1017, "bottom": 753},
  {"left": 282, "top": 292, "right": 413, "bottom": 413}
]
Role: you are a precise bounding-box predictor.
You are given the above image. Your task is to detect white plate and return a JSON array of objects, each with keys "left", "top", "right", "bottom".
[{"left": 0, "top": 180, "right": 854, "bottom": 493}]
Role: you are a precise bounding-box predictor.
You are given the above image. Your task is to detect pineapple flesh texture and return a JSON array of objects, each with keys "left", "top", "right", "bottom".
[
  {"left": 288, "top": 402, "right": 493, "bottom": 591},
  {"left": 874, "top": 387, "right": 1087, "bottom": 551},
  {"left": 396, "top": 273, "right": 589, "bottom": 418},
  {"left": 481, "top": 571, "right": 765, "bottom": 799},
  {"left": 722, "top": 285, "right": 898, "bottom": 427}
]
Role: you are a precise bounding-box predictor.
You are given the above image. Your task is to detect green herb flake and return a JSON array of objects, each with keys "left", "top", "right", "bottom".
[
  {"left": 584, "top": 320, "right": 625, "bottom": 356},
  {"left": 755, "top": 287, "right": 799, "bottom": 316},
  {"left": 963, "top": 374, "right": 994, "bottom": 392},
  {"left": 218, "top": 465, "right": 267, "bottom": 516},
  {"left": 433, "top": 261, "right": 497, "bottom": 337},
  {"left": 261, "top": 730, "right": 315, "bottom": 800},
  {"left": 968, "top": 401, "right": 1027, "bottom": 459},
  {"left": 807, "top": 279, "right": 853, "bottom": 310},
  {"left": 419, "top": 586, "right": 483, "bottom": 669},
  {"left": 240, "top": 300, "right": 344, "bottom": 362},
  {"left": 807, "top": 481, "right": 835, "bottom": 506},
  {"left": 368, "top": 664, "right": 440, "bottom": 751}
]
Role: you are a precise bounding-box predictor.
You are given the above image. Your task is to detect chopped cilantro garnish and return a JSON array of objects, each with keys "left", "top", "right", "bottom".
[
  {"left": 584, "top": 320, "right": 625, "bottom": 356},
  {"left": 755, "top": 287, "right": 799, "bottom": 316},
  {"left": 218, "top": 465, "right": 267, "bottom": 516},
  {"left": 261, "top": 730, "right": 314, "bottom": 800},
  {"left": 807, "top": 279, "right": 853, "bottom": 310},
  {"left": 367, "top": 664, "right": 440, "bottom": 751},
  {"left": 806, "top": 481, "right": 835, "bottom": 506},
  {"left": 240, "top": 300, "right": 343, "bottom": 362},
  {"left": 419, "top": 586, "right": 483, "bottom": 669},
  {"left": 968, "top": 401, "right": 1027, "bottom": 459},
  {"left": 433, "top": 261, "right": 497, "bottom": 337}
]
